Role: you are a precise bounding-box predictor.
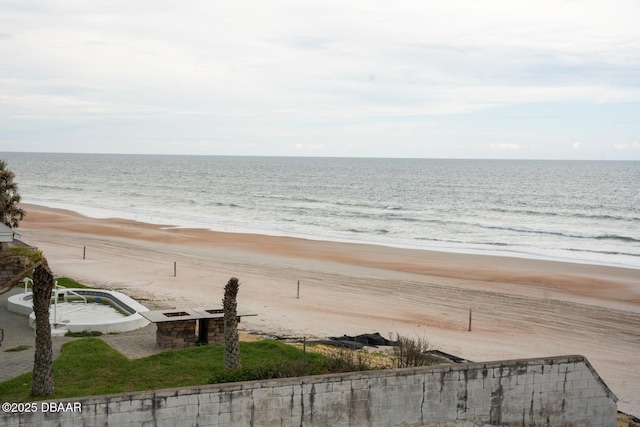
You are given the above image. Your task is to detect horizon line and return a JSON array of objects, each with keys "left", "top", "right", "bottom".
[{"left": 0, "top": 150, "right": 637, "bottom": 162}]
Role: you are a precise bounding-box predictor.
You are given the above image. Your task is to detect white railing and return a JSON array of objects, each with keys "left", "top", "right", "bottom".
[
  {"left": 52, "top": 281, "right": 87, "bottom": 324},
  {"left": 22, "top": 278, "right": 90, "bottom": 326},
  {"left": 22, "top": 277, "right": 32, "bottom": 293}
]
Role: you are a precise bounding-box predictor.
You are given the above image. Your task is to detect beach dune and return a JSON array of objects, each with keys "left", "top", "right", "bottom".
[{"left": 16, "top": 203, "right": 640, "bottom": 415}]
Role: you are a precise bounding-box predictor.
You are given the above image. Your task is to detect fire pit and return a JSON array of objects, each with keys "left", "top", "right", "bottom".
[{"left": 141, "top": 308, "right": 255, "bottom": 349}]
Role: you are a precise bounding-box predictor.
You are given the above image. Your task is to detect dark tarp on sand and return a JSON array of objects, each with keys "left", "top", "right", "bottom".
[{"left": 306, "top": 332, "right": 396, "bottom": 350}]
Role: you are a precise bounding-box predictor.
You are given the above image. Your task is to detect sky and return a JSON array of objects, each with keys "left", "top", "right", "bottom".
[{"left": 1, "top": 1, "right": 639, "bottom": 160}]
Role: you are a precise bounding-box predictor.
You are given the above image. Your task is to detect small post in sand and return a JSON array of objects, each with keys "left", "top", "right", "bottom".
[
  {"left": 83, "top": 246, "right": 86, "bottom": 260},
  {"left": 297, "top": 280, "right": 300, "bottom": 299},
  {"left": 468, "top": 309, "right": 472, "bottom": 332},
  {"left": 173, "top": 261, "right": 177, "bottom": 277}
]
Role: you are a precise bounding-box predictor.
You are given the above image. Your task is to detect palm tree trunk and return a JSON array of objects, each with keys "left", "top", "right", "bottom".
[
  {"left": 31, "top": 259, "right": 55, "bottom": 396},
  {"left": 223, "top": 277, "right": 241, "bottom": 370}
]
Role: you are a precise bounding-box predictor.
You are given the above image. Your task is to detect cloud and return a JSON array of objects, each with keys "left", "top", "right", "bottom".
[
  {"left": 294, "top": 144, "right": 324, "bottom": 151},
  {"left": 612, "top": 142, "right": 640, "bottom": 150},
  {"left": 0, "top": 1, "right": 639, "bottom": 159},
  {"left": 490, "top": 143, "right": 521, "bottom": 151}
]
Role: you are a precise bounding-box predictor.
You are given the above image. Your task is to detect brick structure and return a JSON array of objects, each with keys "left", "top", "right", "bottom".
[
  {"left": 141, "top": 308, "right": 253, "bottom": 350},
  {"left": 156, "top": 319, "right": 197, "bottom": 349},
  {"left": 0, "top": 253, "right": 29, "bottom": 294},
  {"left": 0, "top": 226, "right": 35, "bottom": 295},
  {"left": 199, "top": 316, "right": 241, "bottom": 345}
]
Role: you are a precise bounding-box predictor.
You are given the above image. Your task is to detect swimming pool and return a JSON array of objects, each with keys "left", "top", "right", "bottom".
[{"left": 7, "top": 288, "right": 150, "bottom": 336}]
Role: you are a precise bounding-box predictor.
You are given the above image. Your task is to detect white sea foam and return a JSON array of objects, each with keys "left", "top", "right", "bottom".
[{"left": 5, "top": 153, "right": 640, "bottom": 269}]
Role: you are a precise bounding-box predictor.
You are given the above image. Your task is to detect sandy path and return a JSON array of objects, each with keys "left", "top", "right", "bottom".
[{"left": 14, "top": 204, "right": 640, "bottom": 415}]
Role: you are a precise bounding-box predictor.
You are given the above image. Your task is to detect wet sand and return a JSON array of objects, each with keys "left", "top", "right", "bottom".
[{"left": 16, "top": 203, "right": 640, "bottom": 415}]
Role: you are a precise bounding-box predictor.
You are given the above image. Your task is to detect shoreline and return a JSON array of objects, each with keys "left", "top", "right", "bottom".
[
  {"left": 23, "top": 199, "right": 638, "bottom": 271},
  {"left": 18, "top": 203, "right": 640, "bottom": 307},
  {"left": 14, "top": 203, "right": 640, "bottom": 414}
]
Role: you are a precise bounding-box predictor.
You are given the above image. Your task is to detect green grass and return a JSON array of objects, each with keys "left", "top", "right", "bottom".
[
  {"left": 0, "top": 338, "right": 349, "bottom": 402},
  {"left": 2, "top": 274, "right": 390, "bottom": 402},
  {"left": 15, "top": 276, "right": 93, "bottom": 290},
  {"left": 54, "top": 277, "right": 93, "bottom": 289},
  {"left": 64, "top": 331, "right": 102, "bottom": 337}
]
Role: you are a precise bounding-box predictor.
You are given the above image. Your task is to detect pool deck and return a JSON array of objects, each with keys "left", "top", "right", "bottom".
[{"left": 0, "top": 288, "right": 164, "bottom": 383}]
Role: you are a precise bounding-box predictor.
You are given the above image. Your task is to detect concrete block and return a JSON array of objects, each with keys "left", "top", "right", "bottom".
[
  {"left": 164, "top": 395, "right": 189, "bottom": 408},
  {"left": 426, "top": 378, "right": 442, "bottom": 392},
  {"left": 424, "top": 407, "right": 458, "bottom": 423},
  {"left": 569, "top": 378, "right": 589, "bottom": 390},
  {"left": 153, "top": 406, "right": 178, "bottom": 420},
  {"left": 443, "top": 370, "right": 459, "bottom": 382},
  {"left": 425, "top": 390, "right": 441, "bottom": 402},
  {"left": 197, "top": 401, "right": 221, "bottom": 416},
  {"left": 273, "top": 385, "right": 295, "bottom": 397},
  {"left": 527, "top": 364, "right": 544, "bottom": 374},
  {"left": 252, "top": 387, "right": 275, "bottom": 400},
  {"left": 523, "top": 382, "right": 542, "bottom": 395},
  {"left": 217, "top": 411, "right": 231, "bottom": 425},
  {"left": 566, "top": 369, "right": 584, "bottom": 381},
  {"left": 313, "top": 381, "right": 334, "bottom": 393},
  {"left": 386, "top": 395, "right": 406, "bottom": 408},
  {"left": 533, "top": 372, "right": 553, "bottom": 385},
  {"left": 499, "top": 374, "right": 519, "bottom": 387},
  {"left": 545, "top": 362, "right": 560, "bottom": 374},
  {"left": 492, "top": 367, "right": 503, "bottom": 379},
  {"left": 229, "top": 408, "right": 253, "bottom": 425},
  {"left": 108, "top": 411, "right": 138, "bottom": 426},
  {"left": 588, "top": 377, "right": 605, "bottom": 391},
  {"left": 467, "top": 395, "right": 492, "bottom": 408},
  {"left": 349, "top": 378, "right": 371, "bottom": 389},
  {"left": 160, "top": 417, "right": 199, "bottom": 427},
  {"left": 472, "top": 404, "right": 492, "bottom": 418},
  {"left": 324, "top": 390, "right": 350, "bottom": 404},
  {"left": 599, "top": 402, "right": 618, "bottom": 420},
  {"left": 401, "top": 384, "right": 424, "bottom": 397},
  {"left": 467, "top": 384, "right": 489, "bottom": 398},
  {"left": 218, "top": 400, "right": 231, "bottom": 414},
  {"left": 404, "top": 394, "right": 423, "bottom": 408},
  {"left": 516, "top": 373, "right": 534, "bottom": 385},
  {"left": 255, "top": 397, "right": 282, "bottom": 412},
  {"left": 128, "top": 411, "right": 151, "bottom": 424},
  {"left": 466, "top": 378, "right": 484, "bottom": 391}
]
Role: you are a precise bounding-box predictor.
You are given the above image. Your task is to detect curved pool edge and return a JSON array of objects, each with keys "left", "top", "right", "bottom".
[{"left": 7, "top": 289, "right": 150, "bottom": 334}]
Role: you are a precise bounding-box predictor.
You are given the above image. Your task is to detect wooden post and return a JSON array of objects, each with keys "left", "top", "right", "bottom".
[
  {"left": 468, "top": 309, "right": 472, "bottom": 332},
  {"left": 173, "top": 262, "right": 177, "bottom": 277},
  {"left": 303, "top": 336, "right": 306, "bottom": 357},
  {"left": 83, "top": 246, "right": 86, "bottom": 260},
  {"left": 297, "top": 280, "right": 300, "bottom": 299}
]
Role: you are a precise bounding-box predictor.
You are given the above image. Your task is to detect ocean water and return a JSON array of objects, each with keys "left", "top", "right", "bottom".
[{"left": 2, "top": 152, "right": 639, "bottom": 269}]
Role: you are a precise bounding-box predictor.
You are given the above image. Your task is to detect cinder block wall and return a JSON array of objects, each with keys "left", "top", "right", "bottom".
[{"left": 1, "top": 355, "right": 617, "bottom": 427}]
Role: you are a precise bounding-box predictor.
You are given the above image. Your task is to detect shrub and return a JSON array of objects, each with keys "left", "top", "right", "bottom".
[
  {"left": 211, "top": 358, "right": 319, "bottom": 384},
  {"left": 321, "top": 346, "right": 376, "bottom": 372},
  {"left": 390, "top": 333, "right": 436, "bottom": 368}
]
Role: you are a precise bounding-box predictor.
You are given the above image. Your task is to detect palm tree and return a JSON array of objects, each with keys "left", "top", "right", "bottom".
[
  {"left": 0, "top": 247, "right": 55, "bottom": 395},
  {"left": 0, "top": 160, "right": 26, "bottom": 228},
  {"left": 31, "top": 257, "right": 55, "bottom": 396},
  {"left": 223, "top": 277, "right": 241, "bottom": 370},
  {"left": 0, "top": 162, "right": 52, "bottom": 395}
]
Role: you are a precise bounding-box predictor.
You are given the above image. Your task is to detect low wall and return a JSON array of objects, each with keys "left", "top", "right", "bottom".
[{"left": 1, "top": 355, "right": 617, "bottom": 426}]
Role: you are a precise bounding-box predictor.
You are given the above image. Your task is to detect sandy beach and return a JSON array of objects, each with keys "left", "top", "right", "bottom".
[{"left": 14, "top": 203, "right": 640, "bottom": 415}]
